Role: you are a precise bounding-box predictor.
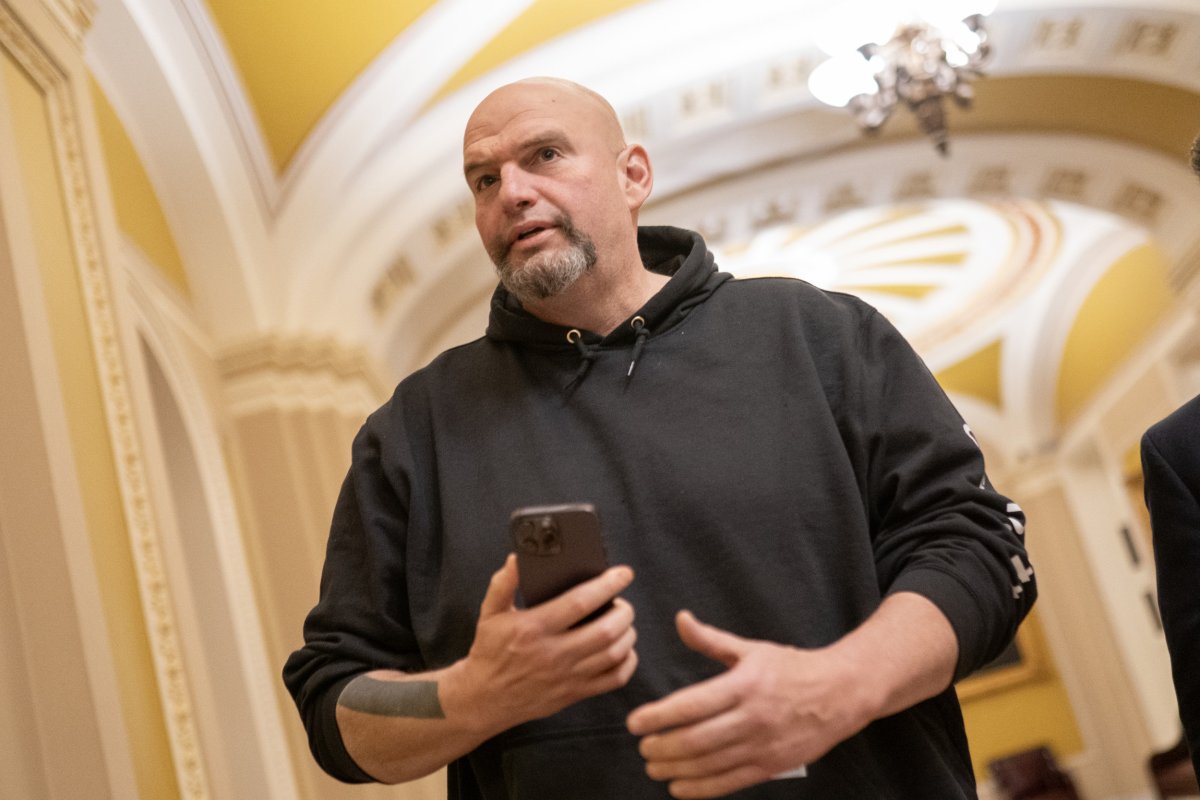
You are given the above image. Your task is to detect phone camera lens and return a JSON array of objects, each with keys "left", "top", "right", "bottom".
[
  {"left": 516, "top": 520, "right": 539, "bottom": 554},
  {"left": 536, "top": 516, "right": 561, "bottom": 554}
]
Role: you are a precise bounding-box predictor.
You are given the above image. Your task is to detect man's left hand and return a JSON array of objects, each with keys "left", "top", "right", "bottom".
[{"left": 625, "top": 610, "right": 878, "bottom": 799}]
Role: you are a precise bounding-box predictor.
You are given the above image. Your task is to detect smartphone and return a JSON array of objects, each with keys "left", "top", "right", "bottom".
[{"left": 509, "top": 503, "right": 611, "bottom": 621}]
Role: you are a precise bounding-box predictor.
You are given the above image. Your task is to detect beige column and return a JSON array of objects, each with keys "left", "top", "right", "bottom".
[
  {"left": 0, "top": 0, "right": 205, "bottom": 797},
  {"left": 219, "top": 334, "right": 445, "bottom": 799}
]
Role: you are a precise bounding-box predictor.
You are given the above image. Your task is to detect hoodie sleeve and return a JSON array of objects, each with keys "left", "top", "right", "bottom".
[
  {"left": 856, "top": 308, "right": 1035, "bottom": 681},
  {"left": 282, "top": 400, "right": 421, "bottom": 783}
]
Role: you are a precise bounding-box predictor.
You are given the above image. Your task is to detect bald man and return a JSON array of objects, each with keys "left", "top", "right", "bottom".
[{"left": 285, "top": 78, "right": 1035, "bottom": 799}]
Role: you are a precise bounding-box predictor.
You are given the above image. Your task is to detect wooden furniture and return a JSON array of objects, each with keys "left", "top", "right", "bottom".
[
  {"left": 989, "top": 746, "right": 1081, "bottom": 800},
  {"left": 1148, "top": 737, "right": 1199, "bottom": 799}
]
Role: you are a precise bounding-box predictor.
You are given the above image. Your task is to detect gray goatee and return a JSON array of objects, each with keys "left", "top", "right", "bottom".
[{"left": 493, "top": 216, "right": 597, "bottom": 302}]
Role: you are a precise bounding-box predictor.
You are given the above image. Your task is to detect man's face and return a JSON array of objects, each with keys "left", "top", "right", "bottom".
[{"left": 462, "top": 81, "right": 630, "bottom": 300}]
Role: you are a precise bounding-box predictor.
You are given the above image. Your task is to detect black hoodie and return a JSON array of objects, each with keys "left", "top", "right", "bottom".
[{"left": 284, "top": 226, "right": 1035, "bottom": 799}]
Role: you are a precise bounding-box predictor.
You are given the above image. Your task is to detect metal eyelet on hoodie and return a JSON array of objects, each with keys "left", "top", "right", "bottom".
[
  {"left": 565, "top": 328, "right": 597, "bottom": 391},
  {"left": 628, "top": 316, "right": 649, "bottom": 378}
]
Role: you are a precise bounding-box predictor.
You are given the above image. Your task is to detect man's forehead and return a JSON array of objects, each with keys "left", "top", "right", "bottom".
[
  {"left": 462, "top": 120, "right": 572, "bottom": 174},
  {"left": 464, "top": 105, "right": 569, "bottom": 149},
  {"left": 463, "top": 79, "right": 621, "bottom": 155}
]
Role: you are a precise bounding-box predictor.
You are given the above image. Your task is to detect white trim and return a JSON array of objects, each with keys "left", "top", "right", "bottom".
[
  {"left": 122, "top": 239, "right": 301, "bottom": 800},
  {"left": 85, "top": 0, "right": 270, "bottom": 338},
  {"left": 0, "top": 7, "right": 136, "bottom": 789}
]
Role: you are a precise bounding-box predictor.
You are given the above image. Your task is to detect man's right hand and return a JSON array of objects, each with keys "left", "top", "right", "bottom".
[
  {"left": 336, "top": 555, "right": 636, "bottom": 784},
  {"left": 448, "top": 554, "right": 639, "bottom": 731}
]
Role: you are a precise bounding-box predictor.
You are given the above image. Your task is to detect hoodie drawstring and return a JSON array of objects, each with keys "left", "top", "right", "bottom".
[
  {"left": 565, "top": 329, "right": 597, "bottom": 390},
  {"left": 627, "top": 316, "right": 648, "bottom": 378},
  {"left": 564, "top": 316, "right": 651, "bottom": 390}
]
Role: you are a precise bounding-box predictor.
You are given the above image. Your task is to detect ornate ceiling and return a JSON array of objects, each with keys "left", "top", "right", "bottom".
[{"left": 84, "top": 0, "right": 1200, "bottom": 463}]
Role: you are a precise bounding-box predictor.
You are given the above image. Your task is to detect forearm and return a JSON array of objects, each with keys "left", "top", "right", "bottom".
[
  {"left": 626, "top": 595, "right": 961, "bottom": 798},
  {"left": 825, "top": 591, "right": 958, "bottom": 721},
  {"left": 335, "top": 660, "right": 503, "bottom": 784},
  {"left": 336, "top": 560, "right": 639, "bottom": 784}
]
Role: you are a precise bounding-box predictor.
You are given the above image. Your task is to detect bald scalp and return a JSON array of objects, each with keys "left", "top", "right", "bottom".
[{"left": 464, "top": 77, "right": 627, "bottom": 153}]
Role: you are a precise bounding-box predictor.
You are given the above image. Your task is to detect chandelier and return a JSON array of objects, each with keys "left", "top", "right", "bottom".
[{"left": 807, "top": 1, "right": 996, "bottom": 155}]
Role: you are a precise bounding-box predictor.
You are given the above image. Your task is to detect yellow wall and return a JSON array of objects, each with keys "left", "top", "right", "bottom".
[
  {"left": 960, "top": 610, "right": 1084, "bottom": 779},
  {"left": 937, "top": 339, "right": 1004, "bottom": 409},
  {"left": 88, "top": 74, "right": 190, "bottom": 297},
  {"left": 432, "top": 0, "right": 649, "bottom": 102},
  {"left": 2, "top": 48, "right": 181, "bottom": 800},
  {"left": 204, "top": 0, "right": 438, "bottom": 170},
  {"left": 1057, "top": 243, "right": 1173, "bottom": 424}
]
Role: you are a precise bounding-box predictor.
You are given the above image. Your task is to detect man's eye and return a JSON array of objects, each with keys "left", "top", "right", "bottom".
[
  {"left": 475, "top": 175, "right": 497, "bottom": 191},
  {"left": 539, "top": 148, "right": 558, "bottom": 161}
]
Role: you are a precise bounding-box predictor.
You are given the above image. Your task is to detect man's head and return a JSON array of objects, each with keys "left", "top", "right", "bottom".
[{"left": 462, "top": 78, "right": 653, "bottom": 303}]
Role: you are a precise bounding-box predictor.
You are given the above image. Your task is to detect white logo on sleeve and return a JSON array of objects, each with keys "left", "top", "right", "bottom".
[
  {"left": 963, "top": 423, "right": 979, "bottom": 448},
  {"left": 1010, "top": 555, "right": 1034, "bottom": 598},
  {"left": 1006, "top": 502, "right": 1025, "bottom": 536}
]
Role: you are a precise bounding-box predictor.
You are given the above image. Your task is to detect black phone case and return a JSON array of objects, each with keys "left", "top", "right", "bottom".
[{"left": 510, "top": 503, "right": 609, "bottom": 608}]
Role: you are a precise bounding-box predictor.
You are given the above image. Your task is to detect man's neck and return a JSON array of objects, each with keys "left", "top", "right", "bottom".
[{"left": 520, "top": 257, "right": 669, "bottom": 336}]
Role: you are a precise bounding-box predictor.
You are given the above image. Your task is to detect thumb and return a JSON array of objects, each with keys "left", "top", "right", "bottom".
[
  {"left": 676, "top": 609, "right": 750, "bottom": 668},
  {"left": 479, "top": 554, "right": 519, "bottom": 619}
]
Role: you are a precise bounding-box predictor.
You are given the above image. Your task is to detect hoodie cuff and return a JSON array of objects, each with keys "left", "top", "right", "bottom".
[
  {"left": 886, "top": 567, "right": 991, "bottom": 682},
  {"left": 313, "top": 674, "right": 378, "bottom": 783}
]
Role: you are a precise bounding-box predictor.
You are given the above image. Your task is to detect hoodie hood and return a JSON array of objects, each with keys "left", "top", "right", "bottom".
[{"left": 484, "top": 226, "right": 731, "bottom": 350}]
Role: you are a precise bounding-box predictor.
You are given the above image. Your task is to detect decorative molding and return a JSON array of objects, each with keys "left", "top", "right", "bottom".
[
  {"left": 431, "top": 197, "right": 474, "bottom": 250},
  {"left": 1111, "top": 182, "right": 1164, "bottom": 226},
  {"left": 1113, "top": 19, "right": 1179, "bottom": 57},
  {"left": 217, "top": 332, "right": 388, "bottom": 410},
  {"left": 1040, "top": 168, "right": 1088, "bottom": 202},
  {"left": 219, "top": 332, "right": 383, "bottom": 381},
  {"left": 121, "top": 241, "right": 301, "bottom": 800},
  {"left": 0, "top": 4, "right": 209, "bottom": 798},
  {"left": 40, "top": 0, "right": 94, "bottom": 45},
  {"left": 1030, "top": 17, "right": 1084, "bottom": 51},
  {"left": 370, "top": 254, "right": 415, "bottom": 320}
]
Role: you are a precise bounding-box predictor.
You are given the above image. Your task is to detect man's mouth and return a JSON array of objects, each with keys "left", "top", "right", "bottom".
[{"left": 512, "top": 221, "right": 557, "bottom": 245}]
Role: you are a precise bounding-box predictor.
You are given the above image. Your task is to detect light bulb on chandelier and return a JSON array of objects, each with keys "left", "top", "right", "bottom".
[{"left": 808, "top": 0, "right": 997, "bottom": 155}]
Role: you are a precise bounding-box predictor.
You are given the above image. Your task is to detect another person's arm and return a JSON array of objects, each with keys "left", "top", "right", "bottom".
[{"left": 1142, "top": 420, "right": 1200, "bottom": 777}]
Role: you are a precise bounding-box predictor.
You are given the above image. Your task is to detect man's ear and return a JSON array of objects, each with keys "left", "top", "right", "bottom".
[{"left": 619, "top": 144, "right": 654, "bottom": 212}]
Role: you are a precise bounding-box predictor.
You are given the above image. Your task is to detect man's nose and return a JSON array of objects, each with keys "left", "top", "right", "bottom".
[{"left": 498, "top": 165, "right": 537, "bottom": 209}]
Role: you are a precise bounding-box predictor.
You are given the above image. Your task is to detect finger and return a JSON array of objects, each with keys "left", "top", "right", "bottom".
[
  {"left": 562, "top": 596, "right": 635, "bottom": 649},
  {"left": 571, "top": 621, "right": 637, "bottom": 678},
  {"left": 676, "top": 610, "right": 749, "bottom": 668},
  {"left": 639, "top": 705, "right": 747, "bottom": 766},
  {"left": 566, "top": 594, "right": 634, "bottom": 638},
  {"left": 667, "top": 764, "right": 772, "bottom": 800},
  {"left": 478, "top": 554, "right": 519, "bottom": 618},
  {"left": 626, "top": 671, "right": 739, "bottom": 736},
  {"left": 643, "top": 734, "right": 757, "bottom": 782},
  {"left": 537, "top": 565, "right": 634, "bottom": 631},
  {"left": 580, "top": 635, "right": 640, "bottom": 697}
]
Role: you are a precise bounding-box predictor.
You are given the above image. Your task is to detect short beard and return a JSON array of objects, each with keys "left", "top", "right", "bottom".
[{"left": 492, "top": 216, "right": 597, "bottom": 303}]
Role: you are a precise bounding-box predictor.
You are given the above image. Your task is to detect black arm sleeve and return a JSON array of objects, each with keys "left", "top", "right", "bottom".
[
  {"left": 857, "top": 309, "right": 1036, "bottom": 680},
  {"left": 282, "top": 401, "right": 422, "bottom": 783}
]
